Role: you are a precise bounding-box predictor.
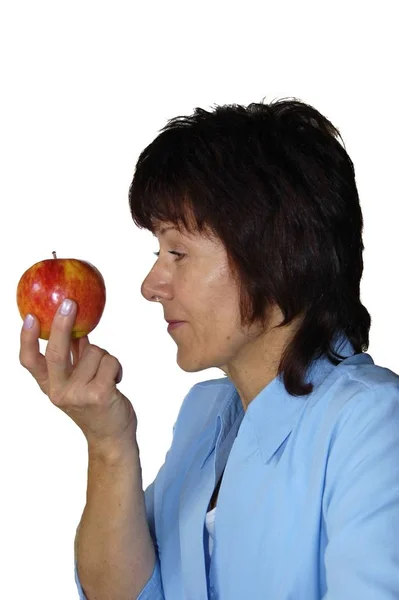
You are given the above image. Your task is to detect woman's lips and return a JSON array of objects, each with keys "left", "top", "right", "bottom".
[{"left": 167, "top": 321, "right": 186, "bottom": 332}]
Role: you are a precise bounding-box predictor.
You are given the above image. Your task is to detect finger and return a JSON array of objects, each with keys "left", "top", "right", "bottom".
[
  {"left": 94, "top": 353, "right": 122, "bottom": 387},
  {"left": 69, "top": 344, "right": 109, "bottom": 386},
  {"left": 45, "top": 299, "right": 77, "bottom": 390},
  {"left": 70, "top": 339, "right": 79, "bottom": 366},
  {"left": 70, "top": 335, "right": 90, "bottom": 366},
  {"left": 19, "top": 313, "right": 49, "bottom": 393}
]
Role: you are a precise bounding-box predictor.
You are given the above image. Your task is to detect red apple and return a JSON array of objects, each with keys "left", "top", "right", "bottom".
[{"left": 17, "top": 251, "right": 106, "bottom": 340}]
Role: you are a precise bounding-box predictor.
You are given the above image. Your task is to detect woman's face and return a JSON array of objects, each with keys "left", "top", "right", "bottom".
[{"left": 140, "top": 222, "right": 264, "bottom": 375}]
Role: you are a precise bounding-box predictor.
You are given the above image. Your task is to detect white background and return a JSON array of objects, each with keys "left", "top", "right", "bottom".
[{"left": 0, "top": 1, "right": 398, "bottom": 598}]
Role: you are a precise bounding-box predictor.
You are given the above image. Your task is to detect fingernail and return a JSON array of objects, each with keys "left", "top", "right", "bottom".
[
  {"left": 23, "top": 314, "right": 34, "bottom": 329},
  {"left": 59, "top": 299, "right": 73, "bottom": 316}
]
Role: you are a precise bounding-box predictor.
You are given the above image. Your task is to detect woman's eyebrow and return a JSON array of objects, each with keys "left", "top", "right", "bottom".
[{"left": 153, "top": 226, "right": 178, "bottom": 237}]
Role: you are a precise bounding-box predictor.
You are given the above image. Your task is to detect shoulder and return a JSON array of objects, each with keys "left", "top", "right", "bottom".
[
  {"left": 310, "top": 355, "right": 399, "bottom": 430},
  {"left": 177, "top": 375, "right": 233, "bottom": 410},
  {"left": 317, "top": 358, "right": 399, "bottom": 500},
  {"left": 171, "top": 376, "right": 234, "bottom": 438}
]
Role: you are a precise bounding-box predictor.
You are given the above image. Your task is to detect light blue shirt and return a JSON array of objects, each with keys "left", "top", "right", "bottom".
[{"left": 75, "top": 334, "right": 399, "bottom": 599}]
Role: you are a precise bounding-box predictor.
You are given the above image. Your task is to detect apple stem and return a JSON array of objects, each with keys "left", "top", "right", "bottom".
[{"left": 52, "top": 251, "right": 57, "bottom": 259}]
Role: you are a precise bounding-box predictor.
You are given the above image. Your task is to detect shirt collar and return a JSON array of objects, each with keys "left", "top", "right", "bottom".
[{"left": 208, "top": 332, "right": 359, "bottom": 465}]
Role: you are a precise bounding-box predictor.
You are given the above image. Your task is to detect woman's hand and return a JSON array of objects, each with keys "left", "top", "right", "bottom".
[{"left": 19, "top": 299, "right": 138, "bottom": 451}]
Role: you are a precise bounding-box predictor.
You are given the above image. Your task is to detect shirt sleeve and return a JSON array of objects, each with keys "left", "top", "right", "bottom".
[
  {"left": 74, "top": 550, "right": 164, "bottom": 599},
  {"left": 322, "top": 382, "right": 399, "bottom": 599}
]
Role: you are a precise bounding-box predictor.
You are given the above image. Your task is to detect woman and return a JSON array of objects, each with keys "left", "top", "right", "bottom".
[{"left": 20, "top": 98, "right": 399, "bottom": 599}]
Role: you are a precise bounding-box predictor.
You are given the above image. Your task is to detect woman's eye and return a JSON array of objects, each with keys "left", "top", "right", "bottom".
[{"left": 153, "top": 251, "right": 185, "bottom": 261}]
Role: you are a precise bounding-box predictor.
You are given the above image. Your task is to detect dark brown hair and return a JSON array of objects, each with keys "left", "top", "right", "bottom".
[{"left": 128, "top": 97, "right": 371, "bottom": 396}]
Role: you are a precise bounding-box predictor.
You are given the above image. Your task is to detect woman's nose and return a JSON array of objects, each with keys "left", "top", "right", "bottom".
[
  {"left": 140, "top": 274, "right": 165, "bottom": 303},
  {"left": 141, "top": 279, "right": 156, "bottom": 302}
]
